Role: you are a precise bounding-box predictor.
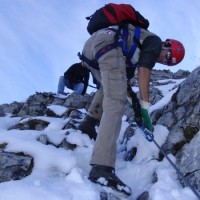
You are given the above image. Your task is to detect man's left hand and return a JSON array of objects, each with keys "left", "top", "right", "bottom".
[{"left": 140, "top": 101, "right": 153, "bottom": 132}]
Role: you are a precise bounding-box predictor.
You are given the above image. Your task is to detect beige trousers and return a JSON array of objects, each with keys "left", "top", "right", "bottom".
[{"left": 83, "top": 29, "right": 127, "bottom": 167}]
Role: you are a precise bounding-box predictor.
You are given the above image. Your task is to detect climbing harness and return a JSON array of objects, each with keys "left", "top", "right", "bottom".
[{"left": 78, "top": 25, "right": 141, "bottom": 70}]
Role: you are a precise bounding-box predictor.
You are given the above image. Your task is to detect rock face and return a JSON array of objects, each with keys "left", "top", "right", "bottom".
[
  {"left": 150, "top": 68, "right": 200, "bottom": 165},
  {"left": 150, "top": 67, "right": 200, "bottom": 192},
  {"left": 176, "top": 132, "right": 200, "bottom": 191},
  {"left": 151, "top": 67, "right": 200, "bottom": 129},
  {"left": 0, "top": 67, "right": 200, "bottom": 198}
]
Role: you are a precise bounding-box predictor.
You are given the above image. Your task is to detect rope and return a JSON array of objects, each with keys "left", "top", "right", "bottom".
[
  {"left": 138, "top": 126, "right": 200, "bottom": 200},
  {"left": 88, "top": 84, "right": 97, "bottom": 89}
]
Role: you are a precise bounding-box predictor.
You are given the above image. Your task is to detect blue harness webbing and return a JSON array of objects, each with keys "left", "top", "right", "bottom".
[
  {"left": 79, "top": 26, "right": 141, "bottom": 70},
  {"left": 94, "top": 42, "right": 119, "bottom": 65},
  {"left": 126, "top": 27, "right": 141, "bottom": 66},
  {"left": 78, "top": 52, "right": 99, "bottom": 70}
]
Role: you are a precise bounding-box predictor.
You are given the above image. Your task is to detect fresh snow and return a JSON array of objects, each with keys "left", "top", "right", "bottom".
[{"left": 0, "top": 79, "right": 198, "bottom": 200}]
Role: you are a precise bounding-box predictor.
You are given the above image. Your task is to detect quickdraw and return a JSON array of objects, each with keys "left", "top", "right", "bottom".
[{"left": 137, "top": 125, "right": 154, "bottom": 142}]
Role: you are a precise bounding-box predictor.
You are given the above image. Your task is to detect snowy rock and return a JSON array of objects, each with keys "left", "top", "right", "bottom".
[
  {"left": 0, "top": 151, "right": 33, "bottom": 183},
  {"left": 1, "top": 68, "right": 200, "bottom": 197},
  {"left": 9, "top": 119, "right": 50, "bottom": 131}
]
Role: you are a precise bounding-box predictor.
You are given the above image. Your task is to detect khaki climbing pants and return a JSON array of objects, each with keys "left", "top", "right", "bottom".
[{"left": 83, "top": 29, "right": 127, "bottom": 167}]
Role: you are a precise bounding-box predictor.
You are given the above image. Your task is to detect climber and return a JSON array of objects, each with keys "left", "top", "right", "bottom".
[
  {"left": 78, "top": 11, "right": 185, "bottom": 195},
  {"left": 57, "top": 61, "right": 90, "bottom": 95}
]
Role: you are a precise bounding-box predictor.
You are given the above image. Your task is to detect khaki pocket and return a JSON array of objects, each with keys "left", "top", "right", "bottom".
[{"left": 102, "top": 70, "right": 127, "bottom": 101}]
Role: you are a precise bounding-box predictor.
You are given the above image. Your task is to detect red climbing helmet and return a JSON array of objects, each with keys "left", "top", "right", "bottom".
[{"left": 163, "top": 39, "right": 185, "bottom": 66}]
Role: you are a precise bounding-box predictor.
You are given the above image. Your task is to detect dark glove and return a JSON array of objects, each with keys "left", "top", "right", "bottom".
[
  {"left": 140, "top": 101, "right": 152, "bottom": 132},
  {"left": 127, "top": 83, "right": 143, "bottom": 125}
]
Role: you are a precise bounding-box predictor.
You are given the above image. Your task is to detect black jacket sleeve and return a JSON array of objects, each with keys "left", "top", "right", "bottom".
[{"left": 64, "top": 64, "right": 78, "bottom": 83}]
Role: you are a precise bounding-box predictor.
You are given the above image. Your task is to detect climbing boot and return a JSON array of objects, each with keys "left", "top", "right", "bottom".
[
  {"left": 89, "top": 165, "right": 132, "bottom": 196},
  {"left": 78, "top": 115, "right": 99, "bottom": 140}
]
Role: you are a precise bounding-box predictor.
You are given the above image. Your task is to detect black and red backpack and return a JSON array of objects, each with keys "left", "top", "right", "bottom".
[
  {"left": 86, "top": 3, "right": 149, "bottom": 35},
  {"left": 78, "top": 3, "right": 150, "bottom": 70}
]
